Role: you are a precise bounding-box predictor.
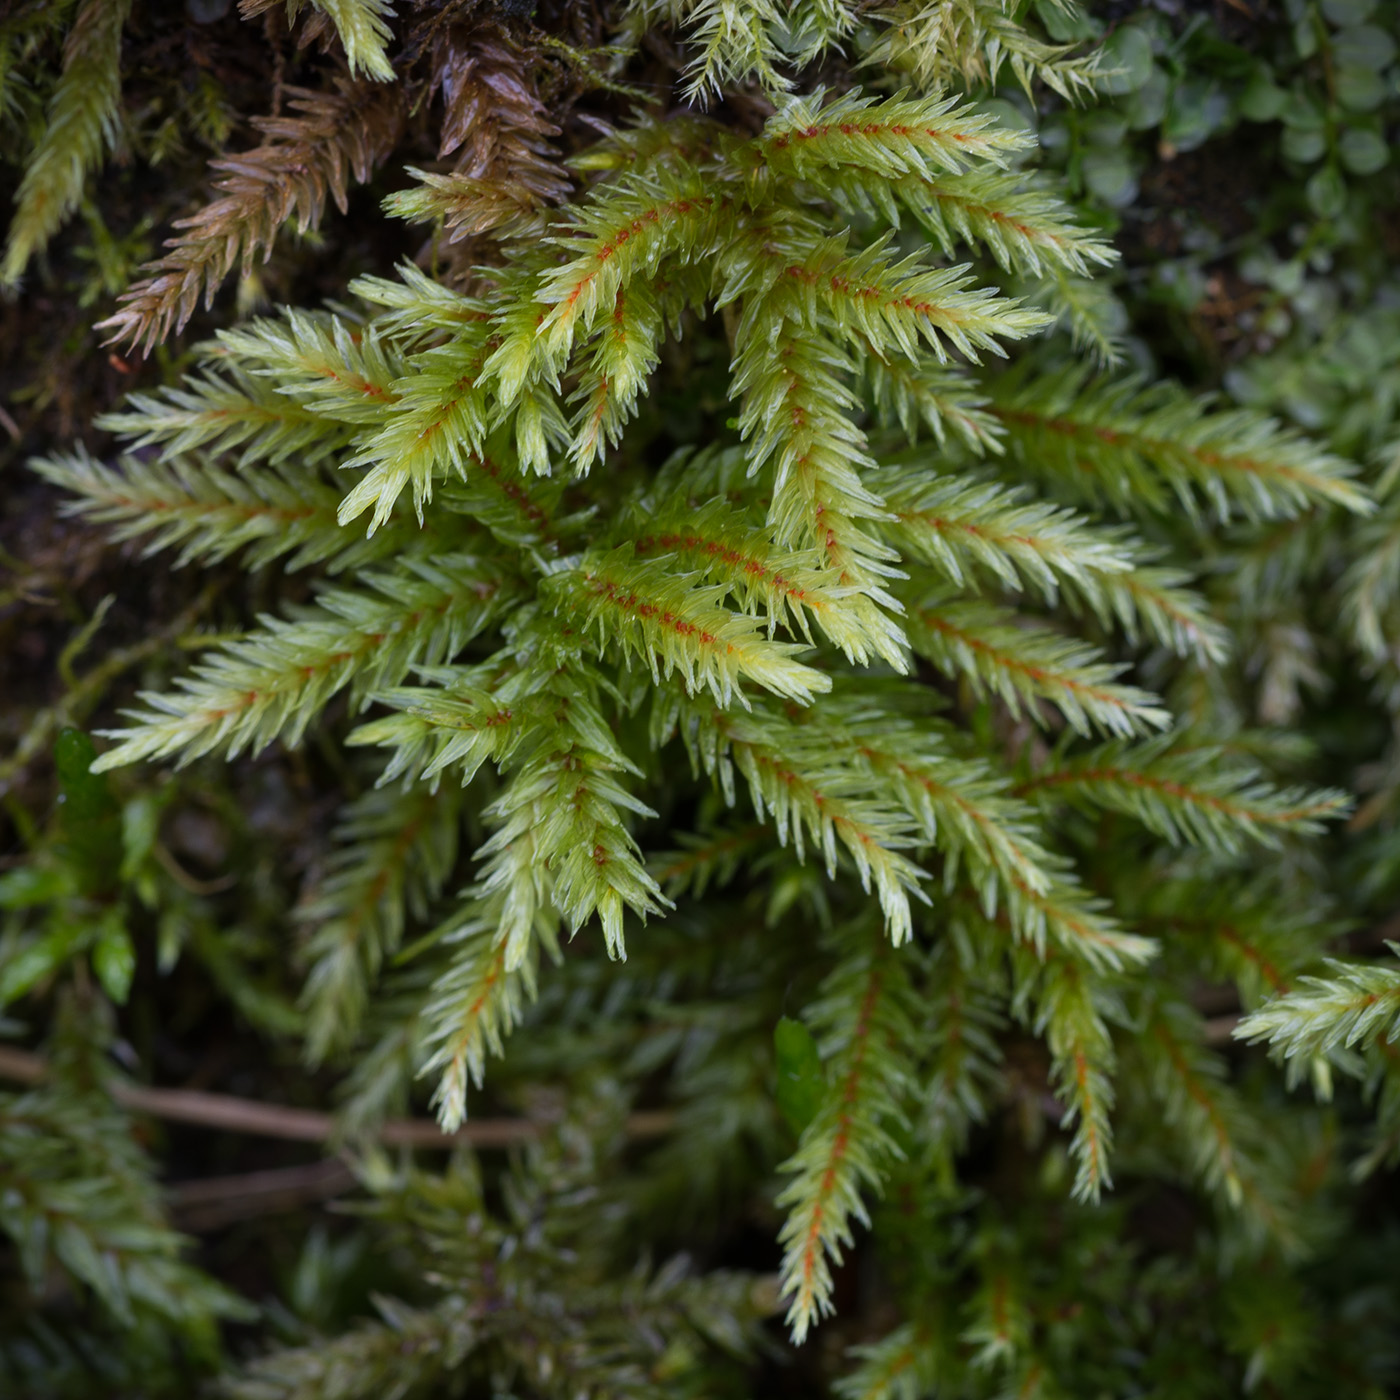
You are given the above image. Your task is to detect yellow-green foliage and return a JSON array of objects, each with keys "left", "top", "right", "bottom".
[
  {"left": 1, "top": 0, "right": 130, "bottom": 286},
  {"left": 8, "top": 1, "right": 1400, "bottom": 1395}
]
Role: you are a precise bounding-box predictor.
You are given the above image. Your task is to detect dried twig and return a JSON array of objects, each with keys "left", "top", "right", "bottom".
[
  {"left": 1203, "top": 1013, "right": 1241, "bottom": 1047},
  {"left": 0, "top": 1046, "right": 675, "bottom": 1146},
  {"left": 171, "top": 1158, "right": 357, "bottom": 1231}
]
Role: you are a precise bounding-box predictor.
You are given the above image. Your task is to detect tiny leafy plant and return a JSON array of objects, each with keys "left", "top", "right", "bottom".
[{"left": 6, "top": 2, "right": 1400, "bottom": 1397}]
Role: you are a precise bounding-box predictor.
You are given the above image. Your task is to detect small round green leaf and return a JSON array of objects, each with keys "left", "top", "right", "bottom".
[
  {"left": 976, "top": 98, "right": 1036, "bottom": 135},
  {"left": 1083, "top": 112, "right": 1129, "bottom": 147},
  {"left": 1163, "top": 80, "right": 1230, "bottom": 152},
  {"left": 1306, "top": 163, "right": 1348, "bottom": 218},
  {"left": 1337, "top": 64, "right": 1386, "bottom": 110},
  {"left": 1333, "top": 25, "right": 1396, "bottom": 70},
  {"left": 1082, "top": 148, "right": 1138, "bottom": 208},
  {"left": 1280, "top": 94, "right": 1325, "bottom": 130},
  {"left": 1035, "top": 0, "right": 1099, "bottom": 42},
  {"left": 1322, "top": 0, "right": 1377, "bottom": 26},
  {"left": 1153, "top": 260, "right": 1208, "bottom": 311},
  {"left": 1339, "top": 126, "right": 1389, "bottom": 173},
  {"left": 1281, "top": 125, "right": 1328, "bottom": 163},
  {"left": 1100, "top": 25, "right": 1155, "bottom": 95},
  {"left": 1124, "top": 66, "right": 1170, "bottom": 130},
  {"left": 1239, "top": 74, "right": 1289, "bottom": 121}
]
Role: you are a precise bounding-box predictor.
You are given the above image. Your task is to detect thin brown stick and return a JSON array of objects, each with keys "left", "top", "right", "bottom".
[
  {"left": 1203, "top": 1013, "right": 1241, "bottom": 1047},
  {"left": 172, "top": 1157, "right": 354, "bottom": 1209},
  {"left": 0, "top": 1047, "right": 674, "bottom": 1146},
  {"left": 172, "top": 1158, "right": 357, "bottom": 1231}
]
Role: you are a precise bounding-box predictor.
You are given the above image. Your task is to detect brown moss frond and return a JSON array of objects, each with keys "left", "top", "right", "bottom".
[
  {"left": 99, "top": 76, "right": 407, "bottom": 353},
  {"left": 384, "top": 23, "right": 570, "bottom": 246}
]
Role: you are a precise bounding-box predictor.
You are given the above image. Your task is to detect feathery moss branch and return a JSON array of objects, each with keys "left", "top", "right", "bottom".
[
  {"left": 99, "top": 82, "right": 406, "bottom": 351},
  {"left": 1, "top": 0, "right": 129, "bottom": 287}
]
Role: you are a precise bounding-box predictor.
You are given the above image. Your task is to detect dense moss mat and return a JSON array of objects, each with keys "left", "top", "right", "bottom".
[{"left": 4, "top": 2, "right": 1400, "bottom": 1396}]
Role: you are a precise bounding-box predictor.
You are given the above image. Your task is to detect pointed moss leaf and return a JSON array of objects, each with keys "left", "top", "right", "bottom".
[
  {"left": 93, "top": 914, "right": 135, "bottom": 1005},
  {"left": 119, "top": 793, "right": 163, "bottom": 883},
  {"left": 311, "top": 0, "right": 396, "bottom": 83},
  {"left": 0, "top": 921, "right": 89, "bottom": 1007},
  {"left": 54, "top": 727, "right": 122, "bottom": 896},
  {"left": 54, "top": 728, "right": 117, "bottom": 823},
  {"left": 775, "top": 1015, "right": 827, "bottom": 1134},
  {"left": 0, "top": 865, "right": 73, "bottom": 910}
]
